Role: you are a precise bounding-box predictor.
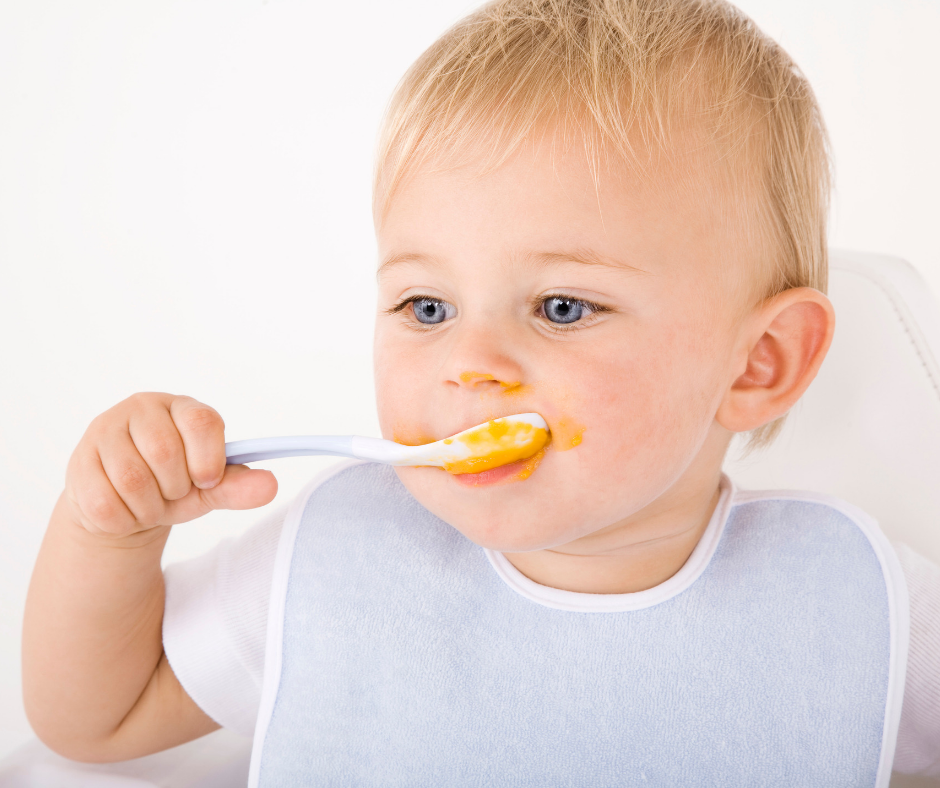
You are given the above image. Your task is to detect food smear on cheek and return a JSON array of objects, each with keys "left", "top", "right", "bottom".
[
  {"left": 443, "top": 419, "right": 550, "bottom": 475},
  {"left": 551, "top": 417, "right": 585, "bottom": 451}
]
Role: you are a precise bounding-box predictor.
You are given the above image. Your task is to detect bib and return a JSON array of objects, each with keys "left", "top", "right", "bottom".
[{"left": 249, "top": 462, "right": 908, "bottom": 787}]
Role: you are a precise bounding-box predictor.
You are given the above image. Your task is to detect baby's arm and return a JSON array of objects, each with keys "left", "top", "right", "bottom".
[{"left": 22, "top": 393, "right": 277, "bottom": 762}]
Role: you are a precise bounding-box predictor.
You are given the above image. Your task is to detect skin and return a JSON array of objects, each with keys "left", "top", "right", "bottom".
[
  {"left": 375, "top": 132, "right": 834, "bottom": 593},
  {"left": 21, "top": 128, "right": 833, "bottom": 762},
  {"left": 23, "top": 395, "right": 276, "bottom": 760}
]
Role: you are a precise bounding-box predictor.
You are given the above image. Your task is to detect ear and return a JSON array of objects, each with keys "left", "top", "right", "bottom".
[{"left": 716, "top": 287, "right": 835, "bottom": 433}]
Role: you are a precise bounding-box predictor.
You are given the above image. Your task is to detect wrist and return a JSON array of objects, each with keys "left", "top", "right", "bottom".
[{"left": 53, "top": 492, "right": 172, "bottom": 552}]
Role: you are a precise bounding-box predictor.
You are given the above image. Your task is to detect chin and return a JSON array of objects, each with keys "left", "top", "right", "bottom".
[
  {"left": 453, "top": 519, "right": 551, "bottom": 552},
  {"left": 394, "top": 463, "right": 581, "bottom": 552}
]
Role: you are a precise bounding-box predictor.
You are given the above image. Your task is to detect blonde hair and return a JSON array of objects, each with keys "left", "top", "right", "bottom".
[{"left": 374, "top": 0, "right": 831, "bottom": 447}]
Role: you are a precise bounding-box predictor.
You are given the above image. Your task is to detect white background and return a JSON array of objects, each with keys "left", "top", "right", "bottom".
[{"left": 0, "top": 0, "right": 938, "bottom": 759}]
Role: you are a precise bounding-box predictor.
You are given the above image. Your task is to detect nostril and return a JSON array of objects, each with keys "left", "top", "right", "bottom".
[
  {"left": 455, "top": 371, "right": 524, "bottom": 390},
  {"left": 458, "top": 372, "right": 519, "bottom": 390},
  {"left": 459, "top": 371, "right": 497, "bottom": 385}
]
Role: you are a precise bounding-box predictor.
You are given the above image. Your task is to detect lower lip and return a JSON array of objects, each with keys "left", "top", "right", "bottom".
[{"left": 451, "top": 459, "right": 529, "bottom": 487}]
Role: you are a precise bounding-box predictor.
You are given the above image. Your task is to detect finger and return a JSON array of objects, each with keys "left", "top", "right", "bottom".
[
  {"left": 202, "top": 465, "right": 278, "bottom": 510},
  {"left": 67, "top": 445, "right": 139, "bottom": 536},
  {"left": 97, "top": 426, "right": 168, "bottom": 527},
  {"left": 128, "top": 402, "right": 191, "bottom": 501},
  {"left": 163, "top": 465, "right": 278, "bottom": 523},
  {"left": 169, "top": 397, "right": 226, "bottom": 490}
]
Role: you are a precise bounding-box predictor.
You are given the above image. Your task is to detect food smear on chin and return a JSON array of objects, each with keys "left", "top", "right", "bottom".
[
  {"left": 515, "top": 447, "right": 546, "bottom": 480},
  {"left": 443, "top": 418, "right": 550, "bottom": 475}
]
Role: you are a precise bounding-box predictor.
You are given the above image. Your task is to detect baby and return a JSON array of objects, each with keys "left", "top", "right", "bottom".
[{"left": 21, "top": 0, "right": 940, "bottom": 783}]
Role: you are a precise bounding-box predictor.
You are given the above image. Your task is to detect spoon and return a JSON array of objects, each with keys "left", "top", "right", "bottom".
[{"left": 224, "top": 413, "right": 550, "bottom": 475}]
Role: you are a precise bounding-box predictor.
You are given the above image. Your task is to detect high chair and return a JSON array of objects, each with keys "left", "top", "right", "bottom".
[
  {"left": 1, "top": 250, "right": 937, "bottom": 786},
  {"left": 723, "top": 249, "right": 940, "bottom": 788},
  {"left": 725, "top": 250, "right": 940, "bottom": 568}
]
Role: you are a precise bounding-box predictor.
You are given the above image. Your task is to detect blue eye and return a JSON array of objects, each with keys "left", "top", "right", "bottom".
[
  {"left": 412, "top": 297, "right": 454, "bottom": 324},
  {"left": 543, "top": 297, "right": 585, "bottom": 324}
]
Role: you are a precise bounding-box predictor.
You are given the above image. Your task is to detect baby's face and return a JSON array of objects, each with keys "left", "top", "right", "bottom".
[{"left": 374, "top": 134, "right": 752, "bottom": 552}]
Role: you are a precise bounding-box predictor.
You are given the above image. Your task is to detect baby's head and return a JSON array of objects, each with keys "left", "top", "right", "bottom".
[{"left": 371, "top": 0, "right": 835, "bottom": 552}]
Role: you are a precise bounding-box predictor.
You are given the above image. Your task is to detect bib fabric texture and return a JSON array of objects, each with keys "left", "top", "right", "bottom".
[{"left": 249, "top": 462, "right": 908, "bottom": 787}]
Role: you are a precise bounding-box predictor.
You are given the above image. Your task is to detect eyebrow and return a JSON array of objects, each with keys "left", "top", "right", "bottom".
[
  {"left": 522, "top": 249, "right": 647, "bottom": 274},
  {"left": 377, "top": 252, "right": 436, "bottom": 277},
  {"left": 377, "top": 248, "right": 647, "bottom": 277}
]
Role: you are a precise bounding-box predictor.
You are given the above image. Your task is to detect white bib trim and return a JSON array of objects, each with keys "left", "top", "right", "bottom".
[
  {"left": 484, "top": 475, "right": 734, "bottom": 612},
  {"left": 730, "top": 487, "right": 911, "bottom": 788},
  {"left": 248, "top": 460, "right": 365, "bottom": 788}
]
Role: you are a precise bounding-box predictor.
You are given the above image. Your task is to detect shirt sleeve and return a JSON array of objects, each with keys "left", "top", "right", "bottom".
[
  {"left": 162, "top": 505, "right": 286, "bottom": 737},
  {"left": 892, "top": 541, "right": 940, "bottom": 777}
]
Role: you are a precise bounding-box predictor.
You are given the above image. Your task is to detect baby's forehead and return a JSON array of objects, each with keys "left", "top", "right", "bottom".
[
  {"left": 381, "top": 90, "right": 770, "bottom": 253},
  {"left": 373, "top": 0, "right": 829, "bottom": 304},
  {"left": 385, "top": 114, "right": 761, "bottom": 235},
  {"left": 377, "top": 124, "right": 765, "bottom": 306}
]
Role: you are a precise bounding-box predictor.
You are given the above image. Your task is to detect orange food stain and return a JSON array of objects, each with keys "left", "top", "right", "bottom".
[
  {"left": 551, "top": 418, "right": 585, "bottom": 451},
  {"left": 460, "top": 371, "right": 525, "bottom": 393},
  {"left": 515, "top": 447, "right": 546, "bottom": 480},
  {"left": 499, "top": 383, "right": 531, "bottom": 398},
  {"left": 460, "top": 371, "right": 495, "bottom": 383},
  {"left": 392, "top": 429, "right": 436, "bottom": 447},
  {"left": 443, "top": 418, "right": 549, "bottom": 475}
]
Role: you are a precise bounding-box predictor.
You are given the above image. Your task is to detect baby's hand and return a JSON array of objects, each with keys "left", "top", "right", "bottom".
[{"left": 64, "top": 393, "right": 277, "bottom": 538}]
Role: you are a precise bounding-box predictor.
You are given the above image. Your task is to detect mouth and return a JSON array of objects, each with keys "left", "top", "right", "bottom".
[
  {"left": 450, "top": 448, "right": 547, "bottom": 487},
  {"left": 451, "top": 459, "right": 529, "bottom": 486}
]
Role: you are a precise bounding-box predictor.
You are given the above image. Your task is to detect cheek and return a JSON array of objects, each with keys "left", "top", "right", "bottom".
[
  {"left": 369, "top": 306, "right": 733, "bottom": 551},
  {"left": 567, "top": 321, "right": 725, "bottom": 471},
  {"left": 373, "top": 328, "right": 409, "bottom": 438},
  {"left": 373, "top": 327, "right": 436, "bottom": 443}
]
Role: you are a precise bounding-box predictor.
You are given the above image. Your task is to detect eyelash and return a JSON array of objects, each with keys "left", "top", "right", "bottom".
[
  {"left": 385, "top": 295, "right": 427, "bottom": 316},
  {"left": 535, "top": 294, "right": 611, "bottom": 333},
  {"left": 386, "top": 294, "right": 611, "bottom": 333}
]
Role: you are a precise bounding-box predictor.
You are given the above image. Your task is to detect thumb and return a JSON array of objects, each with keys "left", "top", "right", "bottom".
[
  {"left": 200, "top": 464, "right": 278, "bottom": 511},
  {"left": 161, "top": 464, "right": 277, "bottom": 524}
]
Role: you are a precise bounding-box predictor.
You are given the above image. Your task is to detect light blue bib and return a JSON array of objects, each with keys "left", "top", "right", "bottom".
[{"left": 249, "top": 463, "right": 908, "bottom": 787}]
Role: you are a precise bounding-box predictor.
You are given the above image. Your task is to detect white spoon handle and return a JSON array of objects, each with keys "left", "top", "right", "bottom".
[
  {"left": 225, "top": 436, "right": 357, "bottom": 465},
  {"left": 224, "top": 435, "right": 415, "bottom": 466},
  {"left": 224, "top": 414, "right": 548, "bottom": 468}
]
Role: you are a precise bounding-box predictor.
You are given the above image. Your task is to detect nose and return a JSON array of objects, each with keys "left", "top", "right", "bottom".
[
  {"left": 442, "top": 322, "right": 525, "bottom": 393},
  {"left": 458, "top": 370, "right": 520, "bottom": 392}
]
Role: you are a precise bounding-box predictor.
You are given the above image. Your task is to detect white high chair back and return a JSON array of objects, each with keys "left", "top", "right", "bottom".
[{"left": 724, "top": 250, "right": 940, "bottom": 565}]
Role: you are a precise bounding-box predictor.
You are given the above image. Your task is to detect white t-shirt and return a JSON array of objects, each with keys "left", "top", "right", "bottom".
[{"left": 163, "top": 486, "right": 940, "bottom": 777}]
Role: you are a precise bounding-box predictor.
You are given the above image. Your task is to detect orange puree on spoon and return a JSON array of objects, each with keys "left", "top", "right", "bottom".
[{"left": 442, "top": 418, "right": 550, "bottom": 475}]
